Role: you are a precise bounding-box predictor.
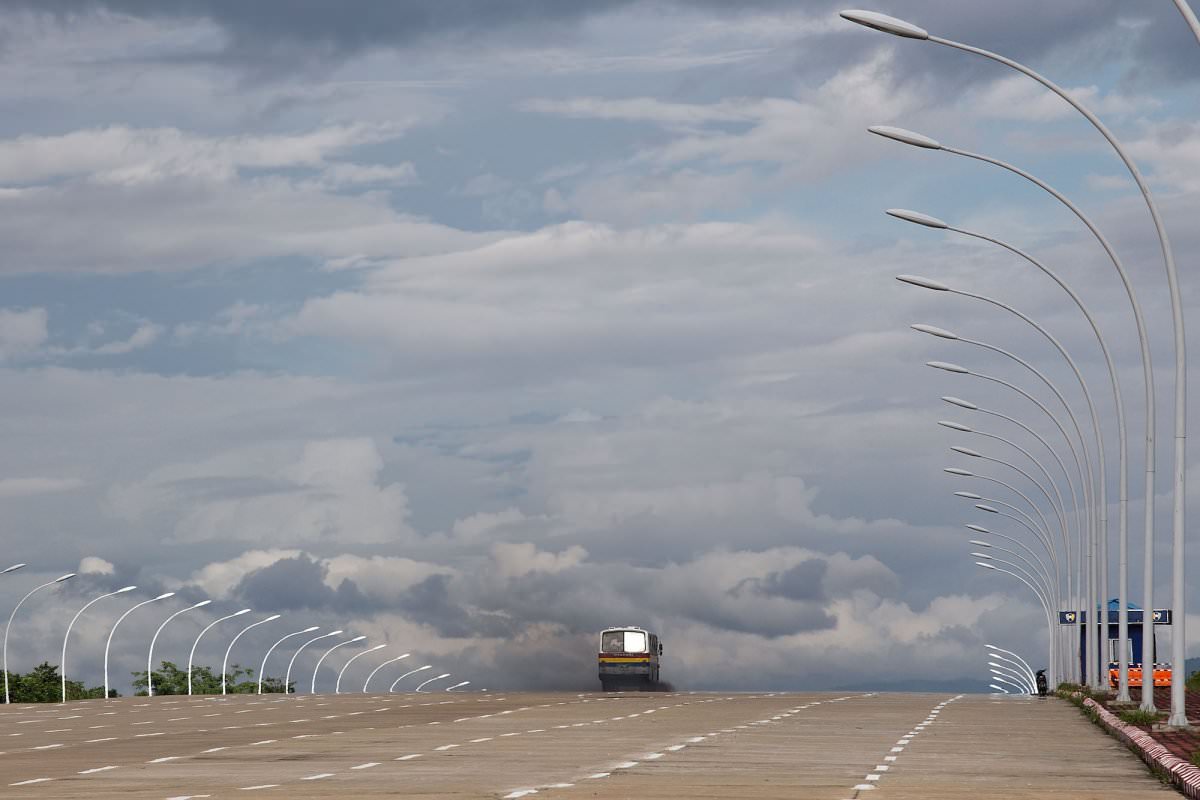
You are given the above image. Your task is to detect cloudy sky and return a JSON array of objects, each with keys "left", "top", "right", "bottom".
[{"left": 0, "top": 0, "right": 1198, "bottom": 695}]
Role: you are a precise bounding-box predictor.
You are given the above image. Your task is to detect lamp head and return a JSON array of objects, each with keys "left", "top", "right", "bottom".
[
  {"left": 839, "top": 10, "right": 929, "bottom": 39},
  {"left": 190, "top": 599, "right": 212, "bottom": 608},
  {"left": 896, "top": 274, "right": 950, "bottom": 292},
  {"left": 976, "top": 561, "right": 998, "bottom": 570},
  {"left": 887, "top": 208, "right": 948, "bottom": 229},
  {"left": 417, "top": 665, "right": 432, "bottom": 671},
  {"left": 951, "top": 445, "right": 983, "bottom": 458},
  {"left": 868, "top": 124, "right": 941, "bottom": 149},
  {"left": 348, "top": 635, "right": 367, "bottom": 643},
  {"left": 368, "top": 643, "right": 387, "bottom": 652},
  {"left": 975, "top": 504, "right": 999, "bottom": 514},
  {"left": 327, "top": 629, "right": 344, "bottom": 637},
  {"left": 434, "top": 673, "right": 451, "bottom": 680},
  {"left": 965, "top": 523, "right": 989, "bottom": 533},
  {"left": 970, "top": 552, "right": 993, "bottom": 559},
  {"left": 985, "top": 644, "right": 999, "bottom": 650},
  {"left": 944, "top": 467, "right": 974, "bottom": 477},
  {"left": 942, "top": 396, "right": 978, "bottom": 411},
  {"left": 911, "top": 323, "right": 958, "bottom": 339},
  {"left": 232, "top": 608, "right": 251, "bottom": 617},
  {"left": 116, "top": 585, "right": 137, "bottom": 593},
  {"left": 938, "top": 420, "right": 972, "bottom": 433},
  {"left": 303, "top": 626, "right": 320, "bottom": 633},
  {"left": 154, "top": 591, "right": 175, "bottom": 600},
  {"left": 263, "top": 614, "right": 281, "bottom": 622},
  {"left": 927, "top": 361, "right": 968, "bottom": 374},
  {"left": 953, "top": 491, "right": 983, "bottom": 500},
  {"left": 55, "top": 573, "right": 77, "bottom": 582},
  {"left": 1, "top": 564, "right": 26, "bottom": 574},
  {"left": 968, "top": 540, "right": 991, "bottom": 547}
]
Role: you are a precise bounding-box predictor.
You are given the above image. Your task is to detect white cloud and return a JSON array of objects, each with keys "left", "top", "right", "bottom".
[
  {"left": 78, "top": 556, "right": 115, "bottom": 575},
  {"left": 491, "top": 542, "right": 588, "bottom": 578},
  {"left": 0, "top": 307, "right": 48, "bottom": 360},
  {"left": 177, "top": 548, "right": 304, "bottom": 598}
]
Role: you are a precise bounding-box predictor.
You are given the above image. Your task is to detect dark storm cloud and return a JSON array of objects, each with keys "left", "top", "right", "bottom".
[
  {"left": 743, "top": 559, "right": 828, "bottom": 602},
  {"left": 234, "top": 555, "right": 370, "bottom": 613},
  {"left": 11, "top": 0, "right": 1198, "bottom": 86}
]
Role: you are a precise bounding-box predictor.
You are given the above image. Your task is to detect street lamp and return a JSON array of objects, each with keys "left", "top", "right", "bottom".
[
  {"left": 2, "top": 564, "right": 25, "bottom": 575},
  {"left": 987, "top": 645, "right": 1037, "bottom": 687},
  {"left": 3, "top": 572, "right": 75, "bottom": 703},
  {"left": 416, "top": 672, "right": 451, "bottom": 693},
  {"left": 284, "top": 630, "right": 342, "bottom": 695},
  {"left": 1177, "top": 1, "right": 1200, "bottom": 45},
  {"left": 977, "top": 561, "right": 1056, "bottom": 686},
  {"left": 104, "top": 592, "right": 174, "bottom": 698},
  {"left": 259, "top": 626, "right": 319, "bottom": 694},
  {"left": 989, "top": 683, "right": 1011, "bottom": 695},
  {"left": 188, "top": 608, "right": 250, "bottom": 695},
  {"left": 147, "top": 599, "right": 211, "bottom": 697},
  {"left": 222, "top": 614, "right": 281, "bottom": 695},
  {"left": 363, "top": 653, "right": 410, "bottom": 693},
  {"left": 842, "top": 5, "right": 1187, "bottom": 726},
  {"left": 968, "top": 540, "right": 1054, "bottom": 608},
  {"left": 896, "top": 211, "right": 1128, "bottom": 695},
  {"left": 390, "top": 664, "right": 432, "bottom": 693},
  {"left": 311, "top": 635, "right": 367, "bottom": 694},
  {"left": 61, "top": 585, "right": 136, "bottom": 703},
  {"left": 335, "top": 643, "right": 386, "bottom": 694},
  {"left": 880, "top": 122, "right": 1157, "bottom": 703}
]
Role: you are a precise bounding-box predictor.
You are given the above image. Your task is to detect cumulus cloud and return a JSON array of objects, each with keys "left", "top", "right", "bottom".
[{"left": 78, "top": 556, "right": 114, "bottom": 575}]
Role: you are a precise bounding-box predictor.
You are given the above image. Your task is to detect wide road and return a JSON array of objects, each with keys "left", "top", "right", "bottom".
[{"left": 0, "top": 690, "right": 1172, "bottom": 798}]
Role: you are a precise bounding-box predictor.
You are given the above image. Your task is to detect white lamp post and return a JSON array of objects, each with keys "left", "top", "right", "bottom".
[
  {"left": 222, "top": 614, "right": 281, "bottom": 695},
  {"left": 880, "top": 124, "right": 1156, "bottom": 703},
  {"left": 104, "top": 592, "right": 173, "bottom": 698},
  {"left": 147, "top": 599, "right": 211, "bottom": 697},
  {"left": 987, "top": 645, "right": 1037, "bottom": 687},
  {"left": 989, "top": 683, "right": 1011, "bottom": 695},
  {"left": 1177, "top": 0, "right": 1200, "bottom": 45},
  {"left": 977, "top": 561, "right": 1056, "bottom": 686},
  {"left": 259, "top": 626, "right": 319, "bottom": 694},
  {"left": 285, "top": 630, "right": 342, "bottom": 695},
  {"left": 4, "top": 572, "right": 75, "bottom": 703},
  {"left": 389, "top": 664, "right": 432, "bottom": 693},
  {"left": 61, "top": 585, "right": 136, "bottom": 703},
  {"left": 415, "top": 672, "right": 451, "bottom": 693},
  {"left": 188, "top": 608, "right": 250, "bottom": 695},
  {"left": 335, "top": 643, "right": 386, "bottom": 693},
  {"left": 311, "top": 635, "right": 366, "bottom": 694},
  {"left": 842, "top": 5, "right": 1187, "bottom": 726},
  {"left": 363, "top": 653, "right": 410, "bottom": 693}
]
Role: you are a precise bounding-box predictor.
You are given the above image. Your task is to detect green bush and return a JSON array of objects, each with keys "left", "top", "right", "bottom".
[
  {"left": 1118, "top": 709, "right": 1163, "bottom": 726},
  {"left": 1190, "top": 750, "right": 1200, "bottom": 769}
]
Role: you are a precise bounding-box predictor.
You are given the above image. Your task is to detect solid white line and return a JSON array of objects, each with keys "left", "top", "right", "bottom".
[
  {"left": 79, "top": 766, "right": 119, "bottom": 774},
  {"left": 396, "top": 754, "right": 422, "bottom": 760},
  {"left": 350, "top": 762, "right": 379, "bottom": 770},
  {"left": 238, "top": 786, "right": 280, "bottom": 791},
  {"left": 148, "top": 756, "right": 181, "bottom": 763},
  {"left": 9, "top": 778, "right": 52, "bottom": 786}
]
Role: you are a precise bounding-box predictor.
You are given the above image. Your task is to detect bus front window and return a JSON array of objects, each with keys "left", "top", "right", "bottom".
[
  {"left": 602, "top": 632, "right": 624, "bottom": 652},
  {"left": 623, "top": 631, "right": 647, "bottom": 653}
]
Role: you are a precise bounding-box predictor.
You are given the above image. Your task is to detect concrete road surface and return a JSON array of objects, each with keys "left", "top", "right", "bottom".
[{"left": 0, "top": 690, "right": 1172, "bottom": 798}]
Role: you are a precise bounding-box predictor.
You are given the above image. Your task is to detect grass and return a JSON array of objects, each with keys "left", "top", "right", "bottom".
[{"left": 1118, "top": 708, "right": 1165, "bottom": 727}]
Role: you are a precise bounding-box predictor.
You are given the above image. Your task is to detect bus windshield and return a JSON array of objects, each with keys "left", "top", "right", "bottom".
[{"left": 602, "top": 630, "right": 647, "bottom": 653}]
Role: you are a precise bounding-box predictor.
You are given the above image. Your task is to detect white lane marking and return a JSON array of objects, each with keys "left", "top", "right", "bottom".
[
  {"left": 86, "top": 737, "right": 118, "bottom": 743},
  {"left": 665, "top": 744, "right": 686, "bottom": 751},
  {"left": 587, "top": 772, "right": 610, "bottom": 780},
  {"left": 874, "top": 765, "right": 890, "bottom": 771},
  {"left": 135, "top": 732, "right": 165, "bottom": 737},
  {"left": 31, "top": 743, "right": 63, "bottom": 750},
  {"left": 504, "top": 791, "right": 538, "bottom": 799},
  {"left": 351, "top": 762, "right": 380, "bottom": 770},
  {"left": 238, "top": 785, "right": 280, "bottom": 791},
  {"left": 643, "top": 752, "right": 664, "bottom": 760},
  {"left": 202, "top": 746, "right": 228, "bottom": 753},
  {"left": 434, "top": 743, "right": 459, "bottom": 750},
  {"left": 78, "top": 765, "right": 119, "bottom": 774},
  {"left": 686, "top": 736, "right": 706, "bottom": 743},
  {"left": 300, "top": 773, "right": 334, "bottom": 780},
  {"left": 10, "top": 778, "right": 52, "bottom": 786},
  {"left": 149, "top": 756, "right": 181, "bottom": 763},
  {"left": 249, "top": 739, "right": 276, "bottom": 745},
  {"left": 613, "top": 761, "right": 639, "bottom": 769},
  {"left": 470, "top": 737, "right": 494, "bottom": 743},
  {"left": 396, "top": 754, "right": 422, "bottom": 760}
]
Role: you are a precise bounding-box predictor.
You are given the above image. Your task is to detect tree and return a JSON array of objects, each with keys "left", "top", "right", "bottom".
[
  {"left": 131, "top": 661, "right": 291, "bottom": 695},
  {"left": 2, "top": 663, "right": 106, "bottom": 702}
]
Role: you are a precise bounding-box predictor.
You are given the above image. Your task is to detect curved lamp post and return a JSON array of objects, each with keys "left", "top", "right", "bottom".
[
  {"left": 104, "top": 592, "right": 173, "bottom": 698},
  {"left": 259, "top": 626, "right": 319, "bottom": 694},
  {"left": 989, "top": 666, "right": 1032, "bottom": 694},
  {"left": 4, "top": 572, "right": 75, "bottom": 703},
  {"left": 335, "top": 643, "right": 386, "bottom": 693},
  {"left": 977, "top": 561, "right": 1056, "bottom": 686},
  {"left": 880, "top": 124, "right": 1156, "bottom": 703},
  {"left": 188, "top": 608, "right": 250, "bottom": 695},
  {"left": 284, "top": 630, "right": 342, "bottom": 696},
  {"left": 147, "top": 599, "right": 211, "bottom": 697},
  {"left": 363, "top": 653, "right": 410, "bottom": 693},
  {"left": 842, "top": 5, "right": 1187, "bottom": 726},
  {"left": 415, "top": 672, "right": 451, "bottom": 693},
  {"left": 311, "top": 635, "right": 366, "bottom": 694},
  {"left": 222, "top": 614, "right": 281, "bottom": 695},
  {"left": 61, "top": 585, "right": 136, "bottom": 703},
  {"left": 1178, "top": 1, "right": 1200, "bottom": 45},
  {"left": 390, "top": 664, "right": 432, "bottom": 693},
  {"left": 895, "top": 210, "right": 1126, "bottom": 695},
  {"left": 989, "top": 683, "right": 1011, "bottom": 695},
  {"left": 987, "top": 645, "right": 1037, "bottom": 687}
]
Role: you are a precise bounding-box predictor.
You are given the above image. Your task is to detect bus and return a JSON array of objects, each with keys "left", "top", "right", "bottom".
[{"left": 598, "top": 626, "right": 663, "bottom": 691}]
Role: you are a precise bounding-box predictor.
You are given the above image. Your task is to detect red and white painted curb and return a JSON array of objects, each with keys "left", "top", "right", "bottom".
[{"left": 1079, "top": 696, "right": 1200, "bottom": 798}]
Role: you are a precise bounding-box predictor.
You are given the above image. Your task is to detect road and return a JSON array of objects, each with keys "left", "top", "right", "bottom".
[{"left": 0, "top": 690, "right": 1173, "bottom": 798}]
